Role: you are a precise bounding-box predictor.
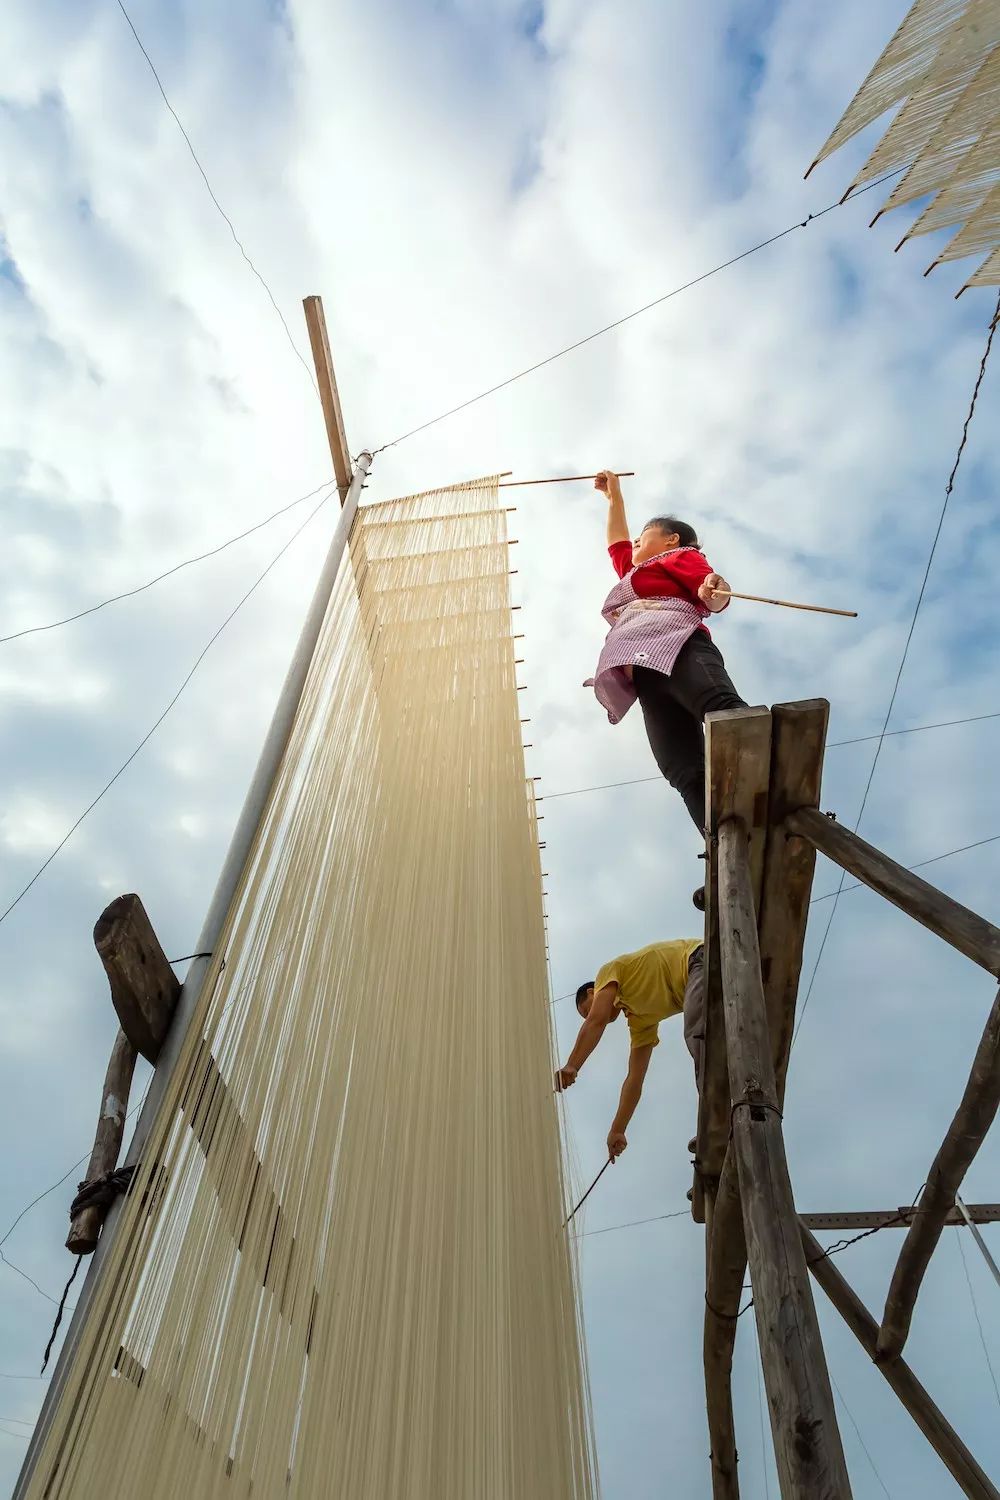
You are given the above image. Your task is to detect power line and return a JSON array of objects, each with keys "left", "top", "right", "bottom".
[
  {"left": 830, "top": 1370, "right": 892, "bottom": 1498},
  {"left": 0, "top": 1250, "right": 62, "bottom": 1309},
  {"left": 547, "top": 830, "right": 1000, "bottom": 1005},
  {"left": 577, "top": 1208, "right": 690, "bottom": 1239},
  {"left": 752, "top": 1320, "right": 772, "bottom": 1500},
  {"left": 373, "top": 169, "right": 906, "bottom": 454},
  {"left": 543, "top": 710, "right": 1000, "bottom": 803},
  {"left": 808, "top": 832, "right": 1000, "bottom": 904},
  {"left": 0, "top": 479, "right": 335, "bottom": 647},
  {"left": 955, "top": 1228, "right": 1000, "bottom": 1413},
  {"left": 0, "top": 490, "right": 334, "bottom": 929},
  {"left": 793, "top": 290, "right": 1000, "bottom": 1050},
  {"left": 114, "top": 0, "right": 318, "bottom": 397}
]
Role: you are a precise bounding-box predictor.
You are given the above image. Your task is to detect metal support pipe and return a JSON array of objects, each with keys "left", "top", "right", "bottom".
[
  {"left": 956, "top": 1195, "right": 1000, "bottom": 1292},
  {"left": 14, "top": 451, "right": 372, "bottom": 1499}
]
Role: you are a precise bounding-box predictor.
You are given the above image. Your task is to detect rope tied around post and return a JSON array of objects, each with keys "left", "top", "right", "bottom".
[{"left": 69, "top": 1165, "right": 137, "bottom": 1219}]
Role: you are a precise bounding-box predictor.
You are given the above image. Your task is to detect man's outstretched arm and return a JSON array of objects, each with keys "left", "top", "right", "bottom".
[
  {"left": 607, "top": 1044, "right": 654, "bottom": 1158},
  {"left": 555, "top": 983, "right": 618, "bottom": 1091}
]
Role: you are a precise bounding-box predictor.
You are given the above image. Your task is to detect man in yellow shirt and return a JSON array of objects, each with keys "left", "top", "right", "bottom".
[{"left": 555, "top": 939, "right": 704, "bottom": 1159}]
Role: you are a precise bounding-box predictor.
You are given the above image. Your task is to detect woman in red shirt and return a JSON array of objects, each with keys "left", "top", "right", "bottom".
[{"left": 589, "top": 471, "right": 746, "bottom": 860}]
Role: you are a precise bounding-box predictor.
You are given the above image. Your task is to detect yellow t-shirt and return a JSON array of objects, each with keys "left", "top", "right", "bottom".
[{"left": 594, "top": 939, "right": 702, "bottom": 1050}]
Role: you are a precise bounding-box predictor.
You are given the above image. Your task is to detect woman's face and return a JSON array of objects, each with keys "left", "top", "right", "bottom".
[{"left": 632, "top": 524, "right": 679, "bottom": 567}]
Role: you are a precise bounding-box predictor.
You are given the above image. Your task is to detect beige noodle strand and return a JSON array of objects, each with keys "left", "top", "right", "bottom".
[{"left": 25, "top": 477, "right": 599, "bottom": 1500}]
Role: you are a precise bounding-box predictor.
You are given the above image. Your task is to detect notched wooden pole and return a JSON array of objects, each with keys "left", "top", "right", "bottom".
[
  {"left": 878, "top": 986, "right": 1000, "bottom": 1360},
  {"left": 68, "top": 896, "right": 181, "bottom": 1253},
  {"left": 718, "top": 816, "right": 852, "bottom": 1500}
]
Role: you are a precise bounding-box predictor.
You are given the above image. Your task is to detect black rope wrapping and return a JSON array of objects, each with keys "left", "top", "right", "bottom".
[
  {"left": 70, "top": 1164, "right": 137, "bottom": 1218},
  {"left": 730, "top": 1097, "right": 783, "bottom": 1133},
  {"left": 41, "top": 1256, "right": 83, "bottom": 1374},
  {"left": 705, "top": 1292, "right": 755, "bottom": 1321}
]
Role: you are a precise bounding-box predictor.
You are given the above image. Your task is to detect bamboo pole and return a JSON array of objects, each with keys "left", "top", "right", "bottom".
[
  {"left": 711, "top": 590, "right": 857, "bottom": 619},
  {"left": 878, "top": 986, "right": 1000, "bottom": 1360},
  {"left": 718, "top": 816, "right": 852, "bottom": 1499},
  {"left": 800, "top": 1221, "right": 1000, "bottom": 1500},
  {"left": 498, "top": 471, "right": 635, "bottom": 487}
]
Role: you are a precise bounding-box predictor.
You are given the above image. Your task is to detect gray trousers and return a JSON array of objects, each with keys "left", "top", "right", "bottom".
[{"left": 682, "top": 946, "right": 706, "bottom": 1091}]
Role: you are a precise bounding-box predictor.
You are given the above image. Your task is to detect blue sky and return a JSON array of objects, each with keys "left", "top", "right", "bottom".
[{"left": 2, "top": 0, "right": 1000, "bottom": 1495}]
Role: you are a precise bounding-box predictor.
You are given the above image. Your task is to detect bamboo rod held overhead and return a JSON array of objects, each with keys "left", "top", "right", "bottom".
[{"left": 498, "top": 472, "right": 635, "bottom": 488}]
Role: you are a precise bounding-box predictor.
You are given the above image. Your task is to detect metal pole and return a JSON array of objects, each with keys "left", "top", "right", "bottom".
[
  {"left": 14, "top": 450, "right": 372, "bottom": 1499},
  {"left": 956, "top": 1194, "right": 1000, "bottom": 1292}
]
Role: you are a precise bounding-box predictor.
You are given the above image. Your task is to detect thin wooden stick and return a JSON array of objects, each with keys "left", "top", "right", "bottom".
[
  {"left": 712, "top": 589, "right": 857, "bottom": 619},
  {"left": 498, "top": 471, "right": 635, "bottom": 488}
]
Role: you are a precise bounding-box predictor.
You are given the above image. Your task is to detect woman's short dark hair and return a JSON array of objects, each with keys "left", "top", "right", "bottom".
[
  {"left": 644, "top": 515, "right": 700, "bottom": 549},
  {"left": 575, "top": 982, "right": 594, "bottom": 1010}
]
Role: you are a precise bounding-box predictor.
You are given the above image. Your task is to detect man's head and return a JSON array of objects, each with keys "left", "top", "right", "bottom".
[
  {"left": 631, "top": 515, "right": 700, "bottom": 568},
  {"left": 575, "top": 981, "right": 594, "bottom": 1018}
]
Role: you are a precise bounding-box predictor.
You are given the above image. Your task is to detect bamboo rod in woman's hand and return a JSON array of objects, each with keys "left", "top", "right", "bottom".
[
  {"left": 710, "top": 588, "right": 857, "bottom": 619},
  {"left": 498, "top": 472, "right": 635, "bottom": 488}
]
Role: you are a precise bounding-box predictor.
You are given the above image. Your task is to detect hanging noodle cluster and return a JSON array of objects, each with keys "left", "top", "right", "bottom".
[
  {"left": 809, "top": 0, "right": 1000, "bottom": 289},
  {"left": 24, "top": 478, "right": 599, "bottom": 1500}
]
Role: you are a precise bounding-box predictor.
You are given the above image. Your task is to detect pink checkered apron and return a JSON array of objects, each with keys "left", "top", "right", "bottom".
[{"left": 587, "top": 547, "right": 711, "bottom": 725}]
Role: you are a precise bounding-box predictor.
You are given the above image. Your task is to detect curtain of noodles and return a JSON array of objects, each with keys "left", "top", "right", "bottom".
[
  {"left": 809, "top": 0, "right": 1000, "bottom": 288},
  {"left": 25, "top": 477, "right": 599, "bottom": 1500}
]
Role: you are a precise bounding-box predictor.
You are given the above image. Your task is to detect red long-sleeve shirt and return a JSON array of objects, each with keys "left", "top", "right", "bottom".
[{"left": 608, "top": 541, "right": 727, "bottom": 623}]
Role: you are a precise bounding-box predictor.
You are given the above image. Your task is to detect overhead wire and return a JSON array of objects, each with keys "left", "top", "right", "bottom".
[
  {"left": 543, "top": 710, "right": 1000, "bottom": 802},
  {"left": 830, "top": 1370, "right": 892, "bottom": 1499},
  {"left": 0, "top": 477, "right": 334, "bottom": 646},
  {"left": 0, "top": 486, "right": 337, "bottom": 929},
  {"left": 792, "top": 290, "right": 1000, "bottom": 1050},
  {"left": 372, "top": 169, "right": 907, "bottom": 455},
  {"left": 113, "top": 0, "right": 319, "bottom": 397},
  {"left": 808, "top": 832, "right": 1000, "bottom": 904}
]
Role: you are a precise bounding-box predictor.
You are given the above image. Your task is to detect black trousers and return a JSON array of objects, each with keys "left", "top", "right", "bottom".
[{"left": 633, "top": 634, "right": 746, "bottom": 833}]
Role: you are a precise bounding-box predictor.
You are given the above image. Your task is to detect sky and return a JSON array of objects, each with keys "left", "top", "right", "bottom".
[{"left": 2, "top": 0, "right": 1000, "bottom": 1495}]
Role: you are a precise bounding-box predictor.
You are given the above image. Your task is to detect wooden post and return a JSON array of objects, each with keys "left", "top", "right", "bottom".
[
  {"left": 704, "top": 1151, "right": 746, "bottom": 1499},
  {"left": 718, "top": 816, "right": 852, "bottom": 1499},
  {"left": 66, "top": 1027, "right": 137, "bottom": 1254},
  {"left": 786, "top": 808, "right": 1000, "bottom": 977},
  {"left": 303, "top": 295, "right": 353, "bottom": 501},
  {"left": 878, "top": 986, "right": 1000, "bottom": 1359},
  {"left": 93, "top": 894, "right": 181, "bottom": 1063},
  {"left": 800, "top": 1221, "right": 1000, "bottom": 1500}
]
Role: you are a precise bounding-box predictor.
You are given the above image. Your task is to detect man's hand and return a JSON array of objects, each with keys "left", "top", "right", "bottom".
[
  {"left": 607, "top": 1130, "right": 628, "bottom": 1159},
  {"left": 595, "top": 469, "right": 622, "bottom": 503},
  {"left": 699, "top": 572, "right": 730, "bottom": 611},
  {"left": 554, "top": 1065, "right": 578, "bottom": 1092}
]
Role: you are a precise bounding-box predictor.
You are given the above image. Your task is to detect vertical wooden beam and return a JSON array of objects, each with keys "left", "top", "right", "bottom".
[
  {"left": 757, "top": 700, "right": 828, "bottom": 1095},
  {"left": 302, "top": 295, "right": 353, "bottom": 501},
  {"left": 878, "top": 986, "right": 1000, "bottom": 1359},
  {"left": 695, "top": 706, "right": 772, "bottom": 1218},
  {"left": 704, "top": 1150, "right": 746, "bottom": 1499},
  {"left": 800, "top": 1221, "right": 1000, "bottom": 1500},
  {"left": 718, "top": 816, "right": 852, "bottom": 1499}
]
